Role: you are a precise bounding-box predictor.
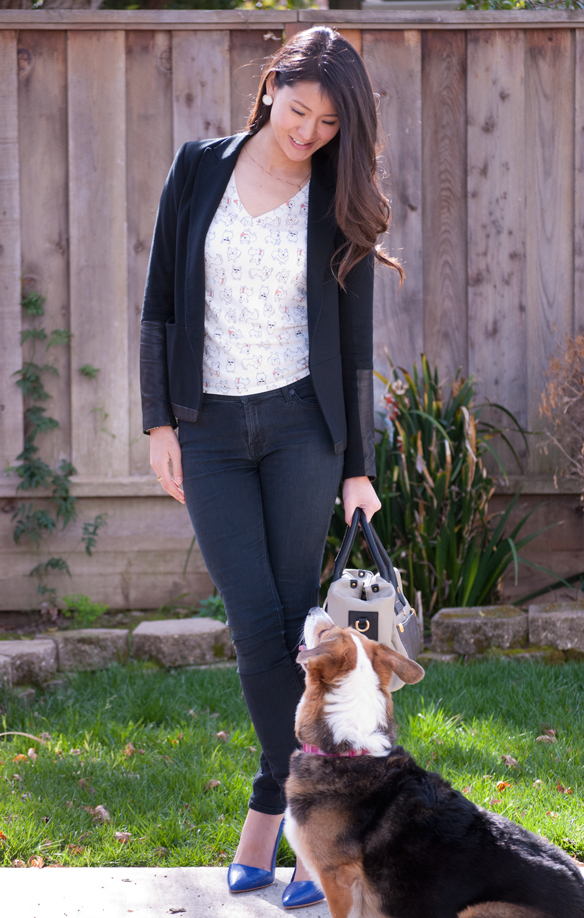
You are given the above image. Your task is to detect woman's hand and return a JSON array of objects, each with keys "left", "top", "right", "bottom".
[
  {"left": 342, "top": 476, "right": 381, "bottom": 525},
  {"left": 150, "top": 426, "right": 186, "bottom": 504}
]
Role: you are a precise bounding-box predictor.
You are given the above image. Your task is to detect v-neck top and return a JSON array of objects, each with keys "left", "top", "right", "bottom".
[{"left": 202, "top": 172, "right": 310, "bottom": 396}]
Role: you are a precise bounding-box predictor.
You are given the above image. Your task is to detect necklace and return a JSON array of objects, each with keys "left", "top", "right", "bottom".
[{"left": 244, "top": 144, "right": 311, "bottom": 194}]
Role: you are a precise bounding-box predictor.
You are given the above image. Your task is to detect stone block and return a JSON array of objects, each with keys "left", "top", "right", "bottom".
[
  {"left": 0, "top": 640, "right": 57, "bottom": 684},
  {"left": 37, "top": 629, "right": 130, "bottom": 671},
  {"left": 0, "top": 654, "right": 12, "bottom": 687},
  {"left": 432, "top": 605, "right": 527, "bottom": 655},
  {"left": 132, "top": 617, "right": 235, "bottom": 667},
  {"left": 528, "top": 602, "right": 584, "bottom": 652}
]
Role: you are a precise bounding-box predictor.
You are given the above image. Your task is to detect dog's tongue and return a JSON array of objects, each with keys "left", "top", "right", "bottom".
[{"left": 299, "top": 644, "right": 307, "bottom": 652}]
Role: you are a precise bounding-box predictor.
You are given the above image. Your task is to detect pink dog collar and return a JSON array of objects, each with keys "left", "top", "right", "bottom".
[{"left": 302, "top": 743, "right": 370, "bottom": 757}]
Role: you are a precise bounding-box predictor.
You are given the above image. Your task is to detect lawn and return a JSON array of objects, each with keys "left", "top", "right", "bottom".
[{"left": 1, "top": 660, "right": 583, "bottom": 868}]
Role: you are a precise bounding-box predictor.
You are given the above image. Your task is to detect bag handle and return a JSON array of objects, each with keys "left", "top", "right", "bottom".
[
  {"left": 361, "top": 513, "right": 408, "bottom": 611},
  {"left": 332, "top": 509, "right": 407, "bottom": 609},
  {"left": 332, "top": 508, "right": 390, "bottom": 582}
]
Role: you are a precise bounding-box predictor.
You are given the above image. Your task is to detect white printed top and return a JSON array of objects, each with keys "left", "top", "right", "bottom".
[{"left": 202, "top": 172, "right": 310, "bottom": 396}]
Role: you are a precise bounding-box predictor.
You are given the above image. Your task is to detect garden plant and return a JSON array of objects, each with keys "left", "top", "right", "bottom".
[
  {"left": 540, "top": 334, "right": 584, "bottom": 493},
  {"left": 324, "top": 354, "right": 559, "bottom": 616},
  {"left": 9, "top": 289, "right": 106, "bottom": 617}
]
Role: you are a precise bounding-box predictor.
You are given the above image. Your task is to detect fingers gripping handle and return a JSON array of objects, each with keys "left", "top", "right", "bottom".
[{"left": 332, "top": 509, "right": 403, "bottom": 608}]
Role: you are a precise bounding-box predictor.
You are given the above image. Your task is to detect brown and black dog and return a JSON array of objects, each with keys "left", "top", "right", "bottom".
[{"left": 284, "top": 608, "right": 584, "bottom": 918}]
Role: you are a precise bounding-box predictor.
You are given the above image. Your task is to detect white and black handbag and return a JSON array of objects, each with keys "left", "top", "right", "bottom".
[{"left": 325, "top": 508, "right": 420, "bottom": 690}]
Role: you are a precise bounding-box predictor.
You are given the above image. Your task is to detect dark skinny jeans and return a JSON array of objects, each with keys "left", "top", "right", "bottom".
[{"left": 179, "top": 374, "right": 343, "bottom": 813}]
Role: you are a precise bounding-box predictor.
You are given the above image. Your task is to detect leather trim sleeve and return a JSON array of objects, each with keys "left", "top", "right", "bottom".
[
  {"left": 356, "top": 368, "right": 376, "bottom": 479},
  {"left": 140, "top": 320, "right": 176, "bottom": 434},
  {"left": 338, "top": 249, "right": 377, "bottom": 480},
  {"left": 171, "top": 403, "right": 199, "bottom": 423}
]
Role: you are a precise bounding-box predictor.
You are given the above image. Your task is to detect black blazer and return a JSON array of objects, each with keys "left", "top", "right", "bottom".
[{"left": 140, "top": 132, "right": 376, "bottom": 480}]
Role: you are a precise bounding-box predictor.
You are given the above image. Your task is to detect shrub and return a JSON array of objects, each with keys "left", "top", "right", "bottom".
[
  {"left": 324, "top": 355, "right": 555, "bottom": 617},
  {"left": 540, "top": 334, "right": 584, "bottom": 492},
  {"left": 61, "top": 594, "right": 109, "bottom": 628},
  {"left": 196, "top": 594, "right": 227, "bottom": 623}
]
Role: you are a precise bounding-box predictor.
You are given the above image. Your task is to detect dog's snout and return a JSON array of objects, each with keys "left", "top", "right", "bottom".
[{"left": 303, "top": 607, "right": 335, "bottom": 649}]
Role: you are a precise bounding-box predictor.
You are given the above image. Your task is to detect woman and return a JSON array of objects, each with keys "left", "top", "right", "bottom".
[{"left": 140, "top": 26, "right": 403, "bottom": 908}]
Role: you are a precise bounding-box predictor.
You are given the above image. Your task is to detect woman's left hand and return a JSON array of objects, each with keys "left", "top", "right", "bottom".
[{"left": 342, "top": 476, "right": 382, "bottom": 525}]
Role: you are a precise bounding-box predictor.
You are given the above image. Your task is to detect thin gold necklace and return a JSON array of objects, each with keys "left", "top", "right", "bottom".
[{"left": 244, "top": 144, "right": 311, "bottom": 194}]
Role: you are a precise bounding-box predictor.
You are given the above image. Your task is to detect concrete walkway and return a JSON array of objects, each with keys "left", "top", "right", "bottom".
[
  {"left": 1, "top": 866, "right": 332, "bottom": 918},
  {"left": 3, "top": 865, "right": 584, "bottom": 918}
]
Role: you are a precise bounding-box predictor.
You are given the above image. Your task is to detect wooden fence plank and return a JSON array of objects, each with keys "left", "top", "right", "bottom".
[
  {"left": 575, "top": 30, "right": 584, "bottom": 336},
  {"left": 363, "top": 30, "right": 423, "bottom": 376},
  {"left": 338, "top": 29, "right": 363, "bottom": 55},
  {"left": 0, "top": 31, "right": 23, "bottom": 474},
  {"left": 126, "top": 31, "right": 174, "bottom": 477},
  {"left": 172, "top": 29, "right": 231, "bottom": 152},
  {"left": 526, "top": 29, "right": 575, "bottom": 473},
  {"left": 0, "top": 495, "right": 213, "bottom": 611},
  {"left": 230, "top": 29, "right": 279, "bottom": 134},
  {"left": 2, "top": 9, "right": 584, "bottom": 30},
  {"left": 68, "top": 30, "right": 129, "bottom": 478},
  {"left": 421, "top": 30, "right": 467, "bottom": 382},
  {"left": 467, "top": 30, "right": 527, "bottom": 466},
  {"left": 284, "top": 23, "right": 307, "bottom": 42},
  {"left": 17, "top": 30, "right": 70, "bottom": 472}
]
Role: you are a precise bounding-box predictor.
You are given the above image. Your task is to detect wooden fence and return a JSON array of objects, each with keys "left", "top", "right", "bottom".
[{"left": 1, "top": 9, "right": 584, "bottom": 610}]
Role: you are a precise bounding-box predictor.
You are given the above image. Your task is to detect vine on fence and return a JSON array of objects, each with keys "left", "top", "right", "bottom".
[{"left": 9, "top": 289, "right": 107, "bottom": 614}]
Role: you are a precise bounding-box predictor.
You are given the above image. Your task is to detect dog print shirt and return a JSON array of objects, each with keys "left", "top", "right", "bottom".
[{"left": 202, "top": 172, "right": 310, "bottom": 396}]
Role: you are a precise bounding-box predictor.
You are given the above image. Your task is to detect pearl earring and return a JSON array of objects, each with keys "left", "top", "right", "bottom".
[{"left": 262, "top": 94, "right": 273, "bottom": 107}]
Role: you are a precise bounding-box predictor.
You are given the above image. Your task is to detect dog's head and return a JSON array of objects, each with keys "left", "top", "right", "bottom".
[{"left": 295, "top": 608, "right": 424, "bottom": 757}]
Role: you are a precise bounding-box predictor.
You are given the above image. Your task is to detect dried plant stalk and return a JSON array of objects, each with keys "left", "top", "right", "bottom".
[{"left": 540, "top": 335, "right": 584, "bottom": 488}]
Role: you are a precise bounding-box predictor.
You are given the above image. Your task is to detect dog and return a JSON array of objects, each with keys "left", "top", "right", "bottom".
[{"left": 284, "top": 608, "right": 584, "bottom": 918}]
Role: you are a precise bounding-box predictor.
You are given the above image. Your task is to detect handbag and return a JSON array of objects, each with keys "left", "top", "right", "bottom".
[{"left": 325, "top": 508, "right": 420, "bottom": 690}]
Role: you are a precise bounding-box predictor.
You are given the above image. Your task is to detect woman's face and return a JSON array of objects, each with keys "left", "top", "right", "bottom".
[{"left": 265, "top": 77, "right": 340, "bottom": 163}]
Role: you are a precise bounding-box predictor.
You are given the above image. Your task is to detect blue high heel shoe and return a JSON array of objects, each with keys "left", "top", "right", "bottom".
[
  {"left": 227, "top": 818, "right": 285, "bottom": 893},
  {"left": 282, "top": 867, "right": 326, "bottom": 909}
]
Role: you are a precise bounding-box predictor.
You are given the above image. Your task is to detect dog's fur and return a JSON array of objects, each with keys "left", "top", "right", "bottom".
[{"left": 284, "top": 609, "right": 584, "bottom": 918}]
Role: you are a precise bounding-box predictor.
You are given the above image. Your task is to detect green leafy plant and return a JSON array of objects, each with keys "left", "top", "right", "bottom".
[
  {"left": 29, "top": 558, "right": 72, "bottom": 608},
  {"left": 81, "top": 514, "right": 108, "bottom": 556},
  {"left": 9, "top": 286, "right": 106, "bottom": 609},
  {"left": 100, "top": 0, "right": 314, "bottom": 11},
  {"left": 460, "top": 0, "right": 583, "bottom": 8},
  {"left": 196, "top": 593, "right": 227, "bottom": 623},
  {"left": 21, "top": 291, "right": 46, "bottom": 317},
  {"left": 79, "top": 364, "right": 100, "bottom": 380},
  {"left": 12, "top": 504, "right": 56, "bottom": 547},
  {"left": 20, "top": 327, "right": 47, "bottom": 346},
  {"left": 13, "top": 361, "right": 58, "bottom": 401},
  {"left": 324, "top": 355, "right": 562, "bottom": 617},
  {"left": 46, "top": 329, "right": 73, "bottom": 350},
  {"left": 61, "top": 593, "right": 109, "bottom": 627}
]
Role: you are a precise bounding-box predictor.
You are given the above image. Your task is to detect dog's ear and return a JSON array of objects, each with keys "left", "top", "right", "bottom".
[
  {"left": 372, "top": 643, "right": 425, "bottom": 685},
  {"left": 297, "top": 642, "right": 347, "bottom": 682}
]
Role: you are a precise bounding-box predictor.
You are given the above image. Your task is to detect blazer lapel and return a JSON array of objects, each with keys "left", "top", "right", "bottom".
[
  {"left": 184, "top": 133, "right": 249, "bottom": 326},
  {"left": 306, "top": 150, "right": 337, "bottom": 341}
]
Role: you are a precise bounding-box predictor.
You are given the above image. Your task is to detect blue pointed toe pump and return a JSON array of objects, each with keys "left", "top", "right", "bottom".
[
  {"left": 282, "top": 867, "right": 326, "bottom": 909},
  {"left": 227, "top": 818, "right": 285, "bottom": 893}
]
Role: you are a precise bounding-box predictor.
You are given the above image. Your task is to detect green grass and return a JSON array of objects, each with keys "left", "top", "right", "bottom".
[{"left": 0, "top": 660, "right": 583, "bottom": 868}]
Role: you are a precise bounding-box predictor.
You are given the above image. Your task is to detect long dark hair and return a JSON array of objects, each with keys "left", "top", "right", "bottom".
[{"left": 247, "top": 27, "right": 404, "bottom": 288}]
